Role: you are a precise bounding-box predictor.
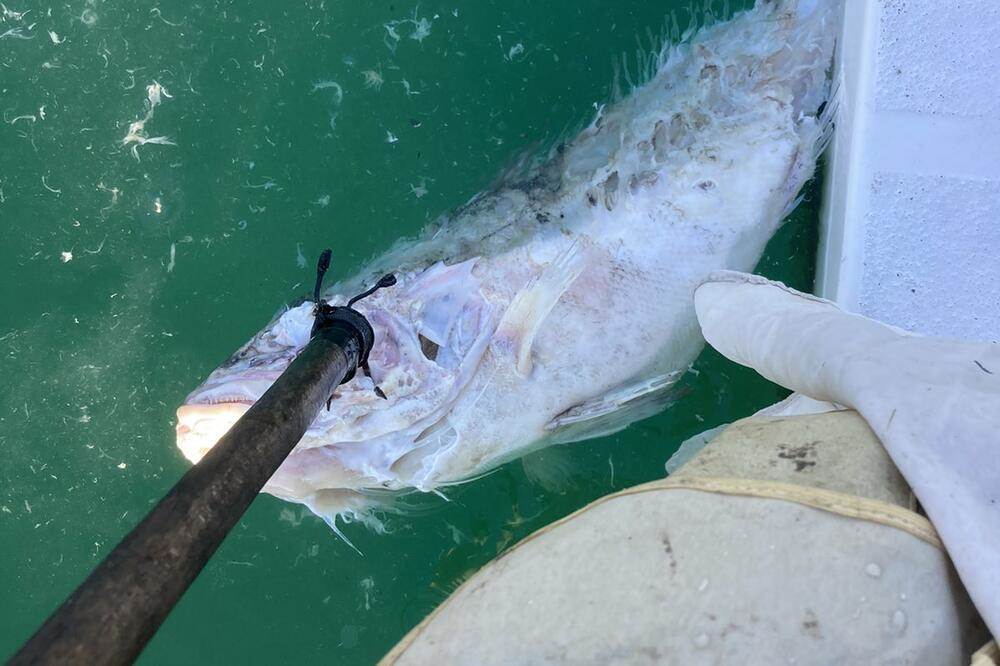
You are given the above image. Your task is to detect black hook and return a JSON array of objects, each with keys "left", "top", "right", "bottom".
[
  {"left": 347, "top": 273, "right": 397, "bottom": 308},
  {"left": 310, "top": 249, "right": 394, "bottom": 403},
  {"left": 313, "top": 249, "right": 332, "bottom": 303}
]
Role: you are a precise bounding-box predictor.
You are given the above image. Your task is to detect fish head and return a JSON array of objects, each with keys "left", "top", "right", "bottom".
[{"left": 175, "top": 258, "right": 495, "bottom": 486}]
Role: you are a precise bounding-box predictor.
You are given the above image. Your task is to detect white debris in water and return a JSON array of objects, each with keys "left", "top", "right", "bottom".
[
  {"left": 122, "top": 81, "right": 176, "bottom": 160},
  {"left": 41, "top": 175, "right": 61, "bottom": 194},
  {"left": 47, "top": 30, "right": 64, "bottom": 44},
  {"left": 313, "top": 194, "right": 330, "bottom": 207},
  {"left": 6, "top": 113, "right": 35, "bottom": 125},
  {"left": 697, "top": 578, "right": 709, "bottom": 592},
  {"left": 409, "top": 182, "right": 427, "bottom": 198},
  {"left": 149, "top": 7, "right": 182, "bottom": 27},
  {"left": 166, "top": 243, "right": 176, "bottom": 272},
  {"left": 153, "top": 196, "right": 164, "bottom": 214},
  {"left": 383, "top": 9, "right": 433, "bottom": 51},
  {"left": 245, "top": 178, "right": 279, "bottom": 191},
  {"left": 362, "top": 69, "right": 383, "bottom": 90},
  {"left": 385, "top": 130, "right": 398, "bottom": 144},
  {"left": 506, "top": 43, "right": 524, "bottom": 61},
  {"left": 311, "top": 81, "right": 344, "bottom": 131},
  {"left": 117, "top": 462, "right": 127, "bottom": 469},
  {"left": 1, "top": 3, "right": 29, "bottom": 20},
  {"left": 864, "top": 562, "right": 882, "bottom": 578},
  {"left": 311, "top": 80, "right": 343, "bottom": 104},
  {"left": 410, "top": 17, "right": 431, "bottom": 42},
  {"left": 446, "top": 523, "right": 464, "bottom": 544},
  {"left": 146, "top": 81, "right": 172, "bottom": 108},
  {"left": 360, "top": 577, "right": 375, "bottom": 610},
  {"left": 0, "top": 27, "right": 34, "bottom": 40},
  {"left": 295, "top": 243, "right": 307, "bottom": 269},
  {"left": 60, "top": 251, "right": 73, "bottom": 263},
  {"left": 400, "top": 79, "right": 419, "bottom": 96}
]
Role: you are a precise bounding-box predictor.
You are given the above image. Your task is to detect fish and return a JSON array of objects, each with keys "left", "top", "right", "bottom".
[{"left": 176, "top": 0, "right": 839, "bottom": 530}]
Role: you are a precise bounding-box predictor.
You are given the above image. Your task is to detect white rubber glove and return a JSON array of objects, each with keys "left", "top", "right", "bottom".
[{"left": 695, "top": 271, "right": 1000, "bottom": 639}]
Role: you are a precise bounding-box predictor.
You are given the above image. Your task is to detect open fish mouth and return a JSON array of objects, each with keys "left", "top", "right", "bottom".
[{"left": 175, "top": 374, "right": 281, "bottom": 463}]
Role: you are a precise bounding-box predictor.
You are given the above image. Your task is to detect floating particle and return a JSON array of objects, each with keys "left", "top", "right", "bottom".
[
  {"left": 122, "top": 82, "right": 176, "bottom": 160},
  {"left": 60, "top": 251, "right": 73, "bottom": 263},
  {"left": 311, "top": 80, "right": 344, "bottom": 105},
  {"left": 362, "top": 69, "right": 383, "bottom": 90},
  {"left": 410, "top": 17, "right": 431, "bottom": 42},
  {"left": 146, "top": 81, "right": 172, "bottom": 109}
]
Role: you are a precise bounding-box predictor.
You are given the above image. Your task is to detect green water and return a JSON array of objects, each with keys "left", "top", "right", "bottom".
[{"left": 0, "top": 1, "right": 819, "bottom": 663}]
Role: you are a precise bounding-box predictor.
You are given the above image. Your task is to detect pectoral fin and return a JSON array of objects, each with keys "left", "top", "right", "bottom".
[
  {"left": 544, "top": 371, "right": 686, "bottom": 444},
  {"left": 495, "top": 241, "right": 587, "bottom": 376}
]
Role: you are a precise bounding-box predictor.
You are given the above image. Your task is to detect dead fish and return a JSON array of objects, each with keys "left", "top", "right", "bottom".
[{"left": 176, "top": 0, "right": 838, "bottom": 530}]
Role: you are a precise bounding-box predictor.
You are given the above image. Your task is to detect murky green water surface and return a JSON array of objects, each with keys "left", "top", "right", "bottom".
[{"left": 0, "top": 1, "right": 818, "bottom": 662}]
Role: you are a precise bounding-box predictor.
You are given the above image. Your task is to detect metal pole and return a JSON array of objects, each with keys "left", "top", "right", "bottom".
[{"left": 9, "top": 321, "right": 361, "bottom": 666}]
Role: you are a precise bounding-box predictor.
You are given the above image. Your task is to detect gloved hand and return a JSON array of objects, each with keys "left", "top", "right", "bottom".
[{"left": 694, "top": 271, "right": 1000, "bottom": 639}]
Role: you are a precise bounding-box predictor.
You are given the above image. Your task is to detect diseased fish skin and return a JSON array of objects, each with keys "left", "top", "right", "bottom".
[{"left": 176, "top": 0, "right": 839, "bottom": 527}]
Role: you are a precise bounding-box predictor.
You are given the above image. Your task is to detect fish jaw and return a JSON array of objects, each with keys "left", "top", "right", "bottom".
[{"left": 175, "top": 402, "right": 251, "bottom": 463}]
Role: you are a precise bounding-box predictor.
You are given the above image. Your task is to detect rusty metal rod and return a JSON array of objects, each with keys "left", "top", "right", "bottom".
[{"left": 9, "top": 321, "right": 361, "bottom": 666}]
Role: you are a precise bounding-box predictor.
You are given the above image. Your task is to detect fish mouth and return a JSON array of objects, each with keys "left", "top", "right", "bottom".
[
  {"left": 175, "top": 374, "right": 279, "bottom": 463},
  {"left": 175, "top": 401, "right": 252, "bottom": 463}
]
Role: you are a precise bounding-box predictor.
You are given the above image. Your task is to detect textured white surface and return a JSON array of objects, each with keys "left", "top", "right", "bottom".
[
  {"left": 875, "top": 1, "right": 1000, "bottom": 117},
  {"left": 694, "top": 272, "right": 1000, "bottom": 639},
  {"left": 861, "top": 173, "right": 1000, "bottom": 339},
  {"left": 818, "top": 0, "right": 1000, "bottom": 342}
]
